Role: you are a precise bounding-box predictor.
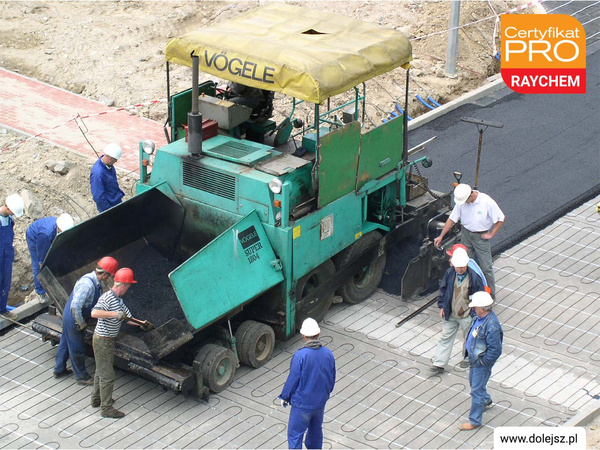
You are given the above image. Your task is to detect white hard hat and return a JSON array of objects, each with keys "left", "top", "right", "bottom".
[
  {"left": 450, "top": 247, "right": 469, "bottom": 268},
  {"left": 300, "top": 318, "right": 321, "bottom": 337},
  {"left": 104, "top": 143, "right": 122, "bottom": 160},
  {"left": 5, "top": 194, "right": 25, "bottom": 218},
  {"left": 469, "top": 291, "right": 493, "bottom": 308},
  {"left": 56, "top": 213, "right": 75, "bottom": 232},
  {"left": 453, "top": 184, "right": 472, "bottom": 206}
]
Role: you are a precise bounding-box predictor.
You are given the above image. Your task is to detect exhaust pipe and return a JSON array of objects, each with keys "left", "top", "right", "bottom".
[{"left": 188, "top": 52, "right": 203, "bottom": 156}]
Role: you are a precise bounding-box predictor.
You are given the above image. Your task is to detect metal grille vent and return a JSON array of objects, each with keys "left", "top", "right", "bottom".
[
  {"left": 209, "top": 141, "right": 261, "bottom": 160},
  {"left": 182, "top": 161, "right": 236, "bottom": 201}
]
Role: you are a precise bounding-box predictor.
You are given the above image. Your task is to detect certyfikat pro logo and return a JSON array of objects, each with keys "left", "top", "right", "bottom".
[{"left": 501, "top": 14, "right": 586, "bottom": 94}]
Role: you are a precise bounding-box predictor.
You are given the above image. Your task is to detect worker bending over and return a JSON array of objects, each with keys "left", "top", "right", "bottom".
[
  {"left": 26, "top": 214, "right": 75, "bottom": 303},
  {"left": 54, "top": 256, "right": 119, "bottom": 385}
]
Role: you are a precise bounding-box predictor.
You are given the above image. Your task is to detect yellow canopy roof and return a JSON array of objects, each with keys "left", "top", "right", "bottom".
[{"left": 165, "top": 3, "right": 412, "bottom": 104}]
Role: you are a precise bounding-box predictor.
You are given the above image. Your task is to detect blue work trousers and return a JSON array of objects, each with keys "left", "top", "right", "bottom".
[
  {"left": 288, "top": 406, "right": 325, "bottom": 449},
  {"left": 54, "top": 308, "right": 89, "bottom": 380},
  {"left": 0, "top": 245, "right": 14, "bottom": 313},
  {"left": 468, "top": 364, "right": 493, "bottom": 426},
  {"left": 25, "top": 235, "right": 44, "bottom": 295}
]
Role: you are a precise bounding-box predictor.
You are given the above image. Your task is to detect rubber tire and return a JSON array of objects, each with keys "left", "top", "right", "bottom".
[
  {"left": 194, "top": 344, "right": 236, "bottom": 393},
  {"left": 334, "top": 231, "right": 386, "bottom": 304},
  {"left": 235, "top": 320, "right": 275, "bottom": 368},
  {"left": 295, "top": 259, "right": 335, "bottom": 328}
]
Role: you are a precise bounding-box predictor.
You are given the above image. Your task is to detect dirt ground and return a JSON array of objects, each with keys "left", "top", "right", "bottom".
[
  {"left": 2, "top": 0, "right": 600, "bottom": 443},
  {"left": 0, "top": 0, "right": 521, "bottom": 303},
  {"left": 589, "top": 413, "right": 600, "bottom": 449}
]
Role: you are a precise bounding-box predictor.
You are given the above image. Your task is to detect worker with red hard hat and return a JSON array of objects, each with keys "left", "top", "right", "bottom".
[
  {"left": 91, "top": 267, "right": 144, "bottom": 418},
  {"left": 54, "top": 256, "right": 119, "bottom": 385},
  {"left": 90, "top": 143, "right": 125, "bottom": 213}
]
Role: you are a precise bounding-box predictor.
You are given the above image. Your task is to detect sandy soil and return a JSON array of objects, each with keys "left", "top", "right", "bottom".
[
  {"left": 1, "top": 0, "right": 520, "bottom": 304},
  {"left": 588, "top": 412, "right": 600, "bottom": 449}
]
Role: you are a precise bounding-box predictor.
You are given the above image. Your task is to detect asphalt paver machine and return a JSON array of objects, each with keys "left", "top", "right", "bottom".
[{"left": 33, "top": 4, "right": 456, "bottom": 397}]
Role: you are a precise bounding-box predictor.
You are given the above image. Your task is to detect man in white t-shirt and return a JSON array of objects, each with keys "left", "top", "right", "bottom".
[{"left": 433, "top": 184, "right": 505, "bottom": 298}]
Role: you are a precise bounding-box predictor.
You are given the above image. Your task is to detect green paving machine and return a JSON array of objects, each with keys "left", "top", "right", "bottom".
[{"left": 33, "top": 4, "right": 455, "bottom": 397}]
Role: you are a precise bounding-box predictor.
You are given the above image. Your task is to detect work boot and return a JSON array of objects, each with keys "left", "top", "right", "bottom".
[
  {"left": 1, "top": 311, "right": 17, "bottom": 321},
  {"left": 77, "top": 376, "right": 93, "bottom": 386},
  {"left": 101, "top": 407, "right": 125, "bottom": 419},
  {"left": 38, "top": 293, "right": 50, "bottom": 305},
  {"left": 429, "top": 365, "right": 444, "bottom": 374},
  {"left": 53, "top": 368, "right": 73, "bottom": 378}
]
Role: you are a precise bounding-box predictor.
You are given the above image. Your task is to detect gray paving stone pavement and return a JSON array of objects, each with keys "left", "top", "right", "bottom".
[{"left": 1, "top": 195, "right": 599, "bottom": 448}]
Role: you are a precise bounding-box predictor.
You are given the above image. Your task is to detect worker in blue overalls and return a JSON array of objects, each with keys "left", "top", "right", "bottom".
[
  {"left": 25, "top": 213, "right": 75, "bottom": 303},
  {"left": 0, "top": 194, "right": 25, "bottom": 321},
  {"left": 279, "top": 318, "right": 336, "bottom": 449},
  {"left": 54, "top": 256, "right": 119, "bottom": 385},
  {"left": 90, "top": 143, "right": 125, "bottom": 213}
]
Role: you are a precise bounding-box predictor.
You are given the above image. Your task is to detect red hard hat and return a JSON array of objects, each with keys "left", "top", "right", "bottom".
[
  {"left": 446, "top": 243, "right": 468, "bottom": 257},
  {"left": 114, "top": 268, "right": 137, "bottom": 284},
  {"left": 97, "top": 256, "right": 118, "bottom": 275}
]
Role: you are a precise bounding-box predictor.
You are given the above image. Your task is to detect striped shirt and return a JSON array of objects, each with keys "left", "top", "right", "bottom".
[{"left": 93, "top": 289, "right": 131, "bottom": 338}]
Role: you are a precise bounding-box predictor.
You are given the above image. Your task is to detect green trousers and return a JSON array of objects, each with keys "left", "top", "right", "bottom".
[
  {"left": 91, "top": 334, "right": 116, "bottom": 412},
  {"left": 461, "top": 227, "right": 496, "bottom": 296}
]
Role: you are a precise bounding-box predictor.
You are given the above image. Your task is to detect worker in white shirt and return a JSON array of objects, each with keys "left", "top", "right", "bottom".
[{"left": 434, "top": 184, "right": 505, "bottom": 298}]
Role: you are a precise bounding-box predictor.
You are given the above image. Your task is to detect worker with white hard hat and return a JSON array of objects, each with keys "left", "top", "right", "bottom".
[
  {"left": 0, "top": 194, "right": 25, "bottom": 320},
  {"left": 459, "top": 290, "right": 503, "bottom": 431},
  {"left": 90, "top": 143, "right": 125, "bottom": 213},
  {"left": 430, "top": 247, "right": 486, "bottom": 374},
  {"left": 433, "top": 183, "right": 505, "bottom": 298},
  {"left": 279, "top": 318, "right": 336, "bottom": 449},
  {"left": 25, "top": 213, "right": 75, "bottom": 303}
]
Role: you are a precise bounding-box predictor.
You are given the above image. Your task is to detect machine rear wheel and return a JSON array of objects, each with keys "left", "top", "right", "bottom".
[
  {"left": 295, "top": 259, "right": 335, "bottom": 327},
  {"left": 235, "top": 320, "right": 275, "bottom": 368},
  {"left": 194, "top": 344, "right": 236, "bottom": 393},
  {"left": 334, "top": 231, "right": 386, "bottom": 304}
]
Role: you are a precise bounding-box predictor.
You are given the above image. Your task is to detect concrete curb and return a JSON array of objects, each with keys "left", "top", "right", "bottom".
[
  {"left": 407, "top": 74, "right": 506, "bottom": 131},
  {"left": 564, "top": 401, "right": 600, "bottom": 427},
  {"left": 0, "top": 298, "right": 47, "bottom": 331}
]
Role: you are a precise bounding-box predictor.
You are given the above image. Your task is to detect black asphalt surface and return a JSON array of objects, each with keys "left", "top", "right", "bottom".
[
  {"left": 380, "top": 3, "right": 600, "bottom": 297},
  {"left": 408, "top": 43, "right": 600, "bottom": 256}
]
